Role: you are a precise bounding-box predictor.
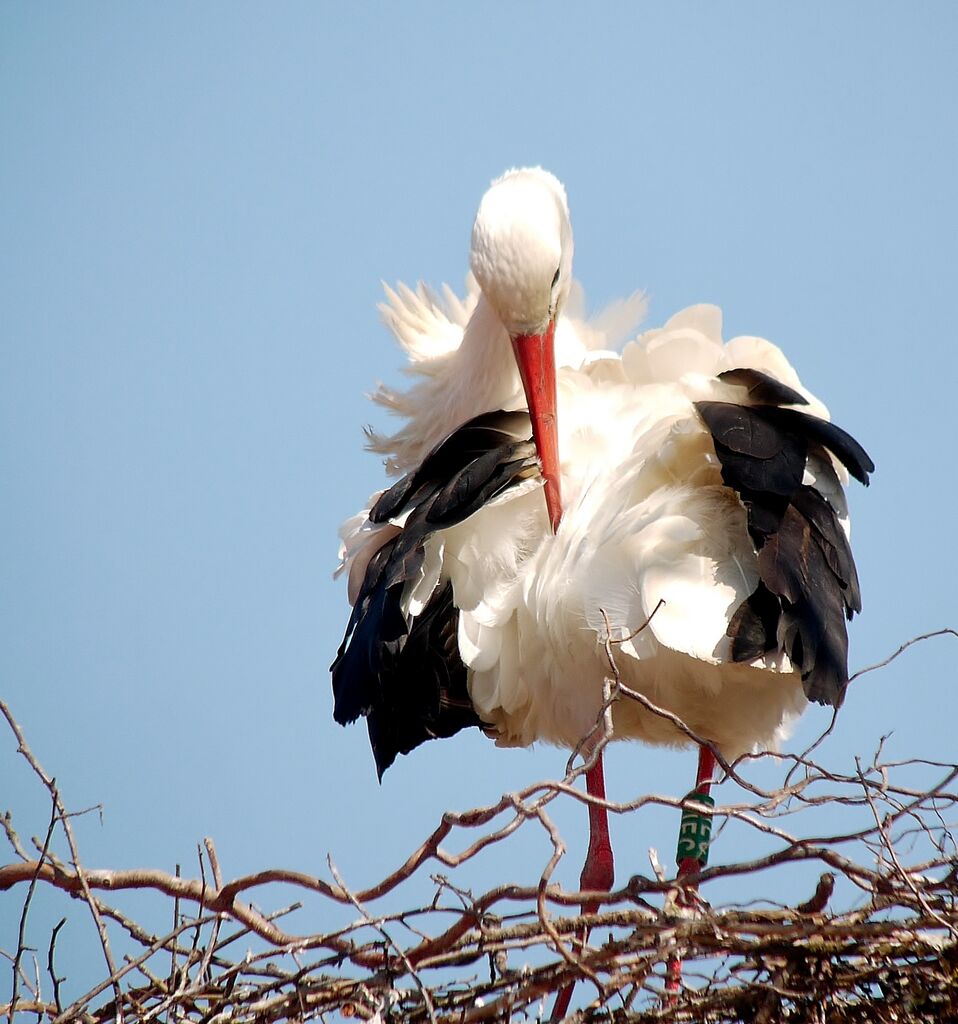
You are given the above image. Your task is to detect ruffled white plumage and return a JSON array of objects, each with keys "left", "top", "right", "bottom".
[{"left": 340, "top": 280, "right": 846, "bottom": 756}]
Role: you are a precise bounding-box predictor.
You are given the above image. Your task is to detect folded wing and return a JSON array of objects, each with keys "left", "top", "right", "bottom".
[{"left": 331, "top": 410, "right": 538, "bottom": 777}]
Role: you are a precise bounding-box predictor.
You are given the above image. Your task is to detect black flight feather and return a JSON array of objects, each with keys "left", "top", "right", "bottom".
[
  {"left": 757, "top": 406, "right": 874, "bottom": 486},
  {"left": 371, "top": 410, "right": 534, "bottom": 523},
  {"left": 718, "top": 367, "right": 810, "bottom": 407},
  {"left": 332, "top": 409, "right": 536, "bottom": 778},
  {"left": 697, "top": 403, "right": 808, "bottom": 497},
  {"left": 695, "top": 382, "right": 873, "bottom": 708}
]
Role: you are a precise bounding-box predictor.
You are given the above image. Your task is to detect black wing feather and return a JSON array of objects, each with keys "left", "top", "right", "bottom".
[
  {"left": 365, "top": 583, "right": 479, "bottom": 778},
  {"left": 695, "top": 377, "right": 873, "bottom": 707},
  {"left": 698, "top": 403, "right": 808, "bottom": 496},
  {"left": 371, "top": 410, "right": 534, "bottom": 523},
  {"left": 758, "top": 406, "right": 874, "bottom": 486},
  {"left": 792, "top": 485, "right": 862, "bottom": 613},
  {"left": 333, "top": 410, "right": 537, "bottom": 777},
  {"left": 717, "top": 367, "right": 810, "bottom": 407},
  {"left": 429, "top": 446, "right": 536, "bottom": 525}
]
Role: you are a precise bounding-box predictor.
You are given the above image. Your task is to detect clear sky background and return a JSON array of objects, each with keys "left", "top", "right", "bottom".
[{"left": 2, "top": 2, "right": 957, "bottom": 1010}]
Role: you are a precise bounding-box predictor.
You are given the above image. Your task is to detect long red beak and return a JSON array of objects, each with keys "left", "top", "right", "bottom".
[{"left": 512, "top": 321, "right": 562, "bottom": 533}]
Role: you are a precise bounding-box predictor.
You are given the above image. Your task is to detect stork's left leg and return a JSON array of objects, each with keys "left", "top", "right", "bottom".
[
  {"left": 666, "top": 743, "right": 718, "bottom": 997},
  {"left": 551, "top": 752, "right": 614, "bottom": 1020}
]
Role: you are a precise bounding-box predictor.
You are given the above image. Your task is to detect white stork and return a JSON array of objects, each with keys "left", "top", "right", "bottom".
[{"left": 332, "top": 167, "right": 871, "bottom": 1002}]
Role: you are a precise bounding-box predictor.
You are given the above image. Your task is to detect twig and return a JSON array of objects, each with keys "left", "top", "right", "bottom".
[
  {"left": 10, "top": 786, "right": 57, "bottom": 1023},
  {"left": 328, "top": 855, "right": 437, "bottom": 1024},
  {"left": 46, "top": 919, "right": 67, "bottom": 1016},
  {"left": 0, "top": 700, "right": 124, "bottom": 1024},
  {"left": 847, "top": 627, "right": 958, "bottom": 684},
  {"left": 1, "top": 813, "right": 29, "bottom": 862}
]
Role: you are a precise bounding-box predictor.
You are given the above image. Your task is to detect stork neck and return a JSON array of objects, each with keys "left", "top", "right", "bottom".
[{"left": 452, "top": 294, "right": 522, "bottom": 414}]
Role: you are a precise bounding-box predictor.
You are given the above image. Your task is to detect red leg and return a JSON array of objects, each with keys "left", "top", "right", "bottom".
[
  {"left": 666, "top": 744, "right": 718, "bottom": 997},
  {"left": 551, "top": 753, "right": 615, "bottom": 1020},
  {"left": 580, "top": 754, "right": 615, "bottom": 893}
]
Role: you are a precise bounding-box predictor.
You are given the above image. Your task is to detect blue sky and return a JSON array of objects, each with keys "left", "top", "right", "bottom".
[{"left": 2, "top": 2, "right": 956, "bottom": 1008}]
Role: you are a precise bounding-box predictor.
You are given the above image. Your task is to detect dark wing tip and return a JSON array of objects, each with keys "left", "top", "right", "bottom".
[
  {"left": 761, "top": 407, "right": 875, "bottom": 486},
  {"left": 718, "top": 367, "right": 810, "bottom": 407},
  {"left": 370, "top": 476, "right": 413, "bottom": 524}
]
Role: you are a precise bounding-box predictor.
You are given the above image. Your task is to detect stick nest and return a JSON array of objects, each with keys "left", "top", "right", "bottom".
[{"left": 3, "top": 633, "right": 957, "bottom": 1022}]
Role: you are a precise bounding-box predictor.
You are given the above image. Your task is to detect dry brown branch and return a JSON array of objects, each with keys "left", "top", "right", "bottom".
[
  {"left": 2, "top": 630, "right": 958, "bottom": 1022},
  {"left": 1, "top": 701, "right": 124, "bottom": 1024}
]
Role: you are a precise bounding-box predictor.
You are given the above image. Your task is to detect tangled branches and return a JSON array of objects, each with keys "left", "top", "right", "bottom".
[{"left": 2, "top": 630, "right": 957, "bottom": 1023}]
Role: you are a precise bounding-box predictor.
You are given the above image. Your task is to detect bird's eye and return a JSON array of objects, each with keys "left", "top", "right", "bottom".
[{"left": 551, "top": 265, "right": 561, "bottom": 289}]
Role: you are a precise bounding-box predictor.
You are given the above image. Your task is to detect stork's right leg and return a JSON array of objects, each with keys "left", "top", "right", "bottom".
[
  {"left": 580, "top": 754, "right": 615, "bottom": 893},
  {"left": 551, "top": 752, "right": 614, "bottom": 1020}
]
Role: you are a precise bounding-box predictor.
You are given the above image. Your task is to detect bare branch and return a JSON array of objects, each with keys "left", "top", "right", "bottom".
[
  {"left": 46, "top": 920, "right": 66, "bottom": 1018},
  {"left": 848, "top": 627, "right": 958, "bottom": 684},
  {"left": 1, "top": 702, "right": 123, "bottom": 1024},
  {"left": 10, "top": 786, "right": 57, "bottom": 1023}
]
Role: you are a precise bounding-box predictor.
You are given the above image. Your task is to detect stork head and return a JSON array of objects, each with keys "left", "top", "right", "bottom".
[
  {"left": 470, "top": 167, "right": 573, "bottom": 335},
  {"left": 470, "top": 168, "right": 572, "bottom": 532}
]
